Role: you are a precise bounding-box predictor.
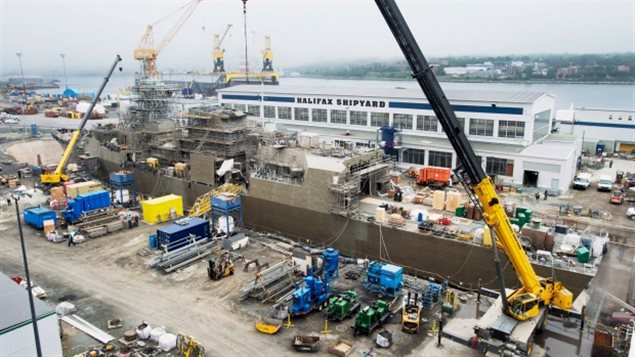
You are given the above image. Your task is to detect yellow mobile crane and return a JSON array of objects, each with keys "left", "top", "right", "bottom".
[
  {"left": 212, "top": 24, "right": 233, "bottom": 74},
  {"left": 375, "top": 0, "right": 581, "bottom": 354},
  {"left": 40, "top": 55, "right": 122, "bottom": 185},
  {"left": 134, "top": 0, "right": 202, "bottom": 79}
]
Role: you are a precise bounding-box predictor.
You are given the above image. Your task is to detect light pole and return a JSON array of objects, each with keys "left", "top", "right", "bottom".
[
  {"left": 12, "top": 193, "right": 43, "bottom": 357},
  {"left": 60, "top": 54, "right": 69, "bottom": 91},
  {"left": 241, "top": 0, "right": 249, "bottom": 83},
  {"left": 16, "top": 52, "right": 26, "bottom": 109}
]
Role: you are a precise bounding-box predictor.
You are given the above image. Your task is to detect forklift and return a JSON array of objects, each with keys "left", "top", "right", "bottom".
[
  {"left": 207, "top": 255, "right": 235, "bottom": 281},
  {"left": 401, "top": 292, "right": 422, "bottom": 333}
]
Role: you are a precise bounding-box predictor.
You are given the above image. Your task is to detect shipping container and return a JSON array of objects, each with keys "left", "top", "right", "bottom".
[
  {"left": 66, "top": 180, "right": 102, "bottom": 198},
  {"left": 63, "top": 190, "right": 111, "bottom": 223},
  {"left": 142, "top": 194, "right": 183, "bottom": 224},
  {"left": 417, "top": 166, "right": 451, "bottom": 186},
  {"left": 156, "top": 217, "right": 210, "bottom": 251},
  {"left": 23, "top": 207, "right": 57, "bottom": 229}
]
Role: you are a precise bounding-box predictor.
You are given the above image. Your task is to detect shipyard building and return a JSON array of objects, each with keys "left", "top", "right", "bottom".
[
  {"left": 555, "top": 107, "right": 635, "bottom": 154},
  {"left": 219, "top": 85, "right": 581, "bottom": 193}
]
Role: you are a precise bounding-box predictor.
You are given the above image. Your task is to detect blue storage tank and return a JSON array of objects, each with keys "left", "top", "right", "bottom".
[
  {"left": 156, "top": 217, "right": 210, "bottom": 251},
  {"left": 148, "top": 234, "right": 158, "bottom": 249},
  {"left": 63, "top": 190, "right": 111, "bottom": 223},
  {"left": 322, "top": 248, "right": 339, "bottom": 279},
  {"left": 109, "top": 172, "right": 134, "bottom": 185},
  {"left": 23, "top": 207, "right": 57, "bottom": 229},
  {"left": 211, "top": 195, "right": 241, "bottom": 211}
]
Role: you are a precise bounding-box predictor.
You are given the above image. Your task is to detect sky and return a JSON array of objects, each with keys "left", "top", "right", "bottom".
[{"left": 1, "top": 0, "right": 634, "bottom": 76}]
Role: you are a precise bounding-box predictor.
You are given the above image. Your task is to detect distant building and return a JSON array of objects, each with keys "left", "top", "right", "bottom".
[
  {"left": 556, "top": 108, "right": 635, "bottom": 154},
  {"left": 617, "top": 65, "right": 630, "bottom": 74},
  {"left": 220, "top": 85, "right": 582, "bottom": 193}
]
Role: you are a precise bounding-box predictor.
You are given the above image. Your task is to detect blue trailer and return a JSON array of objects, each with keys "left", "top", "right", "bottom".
[
  {"left": 23, "top": 207, "right": 57, "bottom": 229},
  {"left": 156, "top": 217, "right": 210, "bottom": 252},
  {"left": 63, "top": 190, "right": 111, "bottom": 223}
]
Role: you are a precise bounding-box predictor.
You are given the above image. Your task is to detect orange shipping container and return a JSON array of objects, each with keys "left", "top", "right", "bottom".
[{"left": 417, "top": 166, "right": 451, "bottom": 185}]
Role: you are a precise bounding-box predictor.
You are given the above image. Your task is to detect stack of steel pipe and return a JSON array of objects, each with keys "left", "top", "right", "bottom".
[
  {"left": 149, "top": 236, "right": 216, "bottom": 273},
  {"left": 240, "top": 260, "right": 297, "bottom": 302}
]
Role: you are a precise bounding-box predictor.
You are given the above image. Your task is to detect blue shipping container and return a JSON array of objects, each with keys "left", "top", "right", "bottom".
[
  {"left": 23, "top": 207, "right": 57, "bottom": 229},
  {"left": 63, "top": 190, "right": 111, "bottom": 223},
  {"left": 156, "top": 217, "right": 210, "bottom": 251}
]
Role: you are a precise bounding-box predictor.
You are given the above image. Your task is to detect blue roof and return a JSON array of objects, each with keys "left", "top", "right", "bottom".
[
  {"left": 25, "top": 207, "right": 54, "bottom": 215},
  {"left": 157, "top": 217, "right": 207, "bottom": 235}
]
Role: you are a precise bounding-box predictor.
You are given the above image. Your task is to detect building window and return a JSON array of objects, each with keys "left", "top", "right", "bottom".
[
  {"left": 294, "top": 107, "right": 309, "bottom": 121},
  {"left": 312, "top": 108, "right": 327, "bottom": 123},
  {"left": 247, "top": 105, "right": 260, "bottom": 117},
  {"left": 264, "top": 105, "right": 276, "bottom": 119},
  {"left": 486, "top": 157, "right": 514, "bottom": 176},
  {"left": 330, "top": 110, "right": 347, "bottom": 124},
  {"left": 469, "top": 118, "right": 494, "bottom": 136},
  {"left": 403, "top": 149, "right": 425, "bottom": 165},
  {"left": 442, "top": 117, "right": 465, "bottom": 133},
  {"left": 233, "top": 104, "right": 246, "bottom": 111},
  {"left": 393, "top": 113, "right": 413, "bottom": 129},
  {"left": 498, "top": 120, "right": 525, "bottom": 138},
  {"left": 532, "top": 110, "right": 551, "bottom": 142},
  {"left": 416, "top": 115, "right": 438, "bottom": 132},
  {"left": 428, "top": 150, "right": 452, "bottom": 168},
  {"left": 371, "top": 112, "right": 389, "bottom": 127},
  {"left": 350, "top": 111, "right": 368, "bottom": 126},
  {"left": 278, "top": 106, "right": 292, "bottom": 119}
]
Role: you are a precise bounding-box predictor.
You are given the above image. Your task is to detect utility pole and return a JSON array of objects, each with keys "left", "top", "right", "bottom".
[
  {"left": 12, "top": 194, "right": 43, "bottom": 357},
  {"left": 60, "top": 54, "right": 69, "bottom": 91},
  {"left": 16, "top": 53, "right": 26, "bottom": 110},
  {"left": 241, "top": 0, "right": 249, "bottom": 83}
]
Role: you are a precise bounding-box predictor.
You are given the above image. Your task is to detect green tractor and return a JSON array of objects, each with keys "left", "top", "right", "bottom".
[
  {"left": 352, "top": 299, "right": 390, "bottom": 336},
  {"left": 326, "top": 290, "right": 361, "bottom": 322}
]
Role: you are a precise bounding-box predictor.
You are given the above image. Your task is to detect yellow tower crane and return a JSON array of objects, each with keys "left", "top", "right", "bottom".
[
  {"left": 212, "top": 24, "right": 233, "bottom": 74},
  {"left": 261, "top": 36, "right": 274, "bottom": 72},
  {"left": 134, "top": 0, "right": 202, "bottom": 79}
]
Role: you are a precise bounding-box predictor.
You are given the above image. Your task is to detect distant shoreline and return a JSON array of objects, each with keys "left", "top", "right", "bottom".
[{"left": 293, "top": 75, "right": 635, "bottom": 86}]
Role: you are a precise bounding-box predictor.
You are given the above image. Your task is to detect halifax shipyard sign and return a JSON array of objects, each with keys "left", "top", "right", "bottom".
[{"left": 295, "top": 97, "right": 387, "bottom": 108}]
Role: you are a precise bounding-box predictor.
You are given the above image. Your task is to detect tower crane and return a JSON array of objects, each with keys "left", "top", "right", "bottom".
[
  {"left": 261, "top": 36, "right": 274, "bottom": 72},
  {"left": 212, "top": 24, "right": 233, "bottom": 74},
  {"left": 134, "top": 0, "right": 202, "bottom": 79}
]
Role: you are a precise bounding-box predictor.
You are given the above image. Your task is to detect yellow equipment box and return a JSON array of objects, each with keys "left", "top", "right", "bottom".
[{"left": 142, "top": 194, "right": 183, "bottom": 224}]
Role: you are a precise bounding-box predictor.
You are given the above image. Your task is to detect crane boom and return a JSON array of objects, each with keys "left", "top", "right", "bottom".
[
  {"left": 375, "top": 0, "right": 572, "bottom": 321},
  {"left": 134, "top": 0, "right": 202, "bottom": 78},
  {"left": 41, "top": 55, "right": 122, "bottom": 185}
]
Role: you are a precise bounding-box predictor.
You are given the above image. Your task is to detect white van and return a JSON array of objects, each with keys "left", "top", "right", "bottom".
[
  {"left": 596, "top": 175, "right": 613, "bottom": 192},
  {"left": 573, "top": 173, "right": 592, "bottom": 190}
]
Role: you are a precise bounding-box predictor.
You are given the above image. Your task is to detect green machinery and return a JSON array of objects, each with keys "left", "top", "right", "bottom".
[
  {"left": 326, "top": 290, "right": 361, "bottom": 322},
  {"left": 352, "top": 300, "right": 390, "bottom": 336}
]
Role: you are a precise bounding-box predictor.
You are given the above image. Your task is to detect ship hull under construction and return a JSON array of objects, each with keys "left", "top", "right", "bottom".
[{"left": 92, "top": 155, "right": 593, "bottom": 297}]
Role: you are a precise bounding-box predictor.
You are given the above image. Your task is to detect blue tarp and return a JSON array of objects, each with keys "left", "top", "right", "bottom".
[{"left": 63, "top": 88, "right": 77, "bottom": 98}]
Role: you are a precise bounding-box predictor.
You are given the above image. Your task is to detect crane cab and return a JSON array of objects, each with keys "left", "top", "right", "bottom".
[{"left": 508, "top": 293, "right": 540, "bottom": 321}]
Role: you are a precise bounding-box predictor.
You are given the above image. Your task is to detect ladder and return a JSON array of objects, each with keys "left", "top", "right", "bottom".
[{"left": 188, "top": 183, "right": 242, "bottom": 218}]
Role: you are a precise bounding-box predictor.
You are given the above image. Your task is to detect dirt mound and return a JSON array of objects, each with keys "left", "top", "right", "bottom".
[{"left": 5, "top": 139, "right": 64, "bottom": 165}]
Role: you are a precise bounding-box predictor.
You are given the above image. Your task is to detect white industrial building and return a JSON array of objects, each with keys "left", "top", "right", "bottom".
[
  {"left": 556, "top": 107, "right": 635, "bottom": 154},
  {"left": 0, "top": 273, "right": 63, "bottom": 357},
  {"left": 219, "top": 85, "right": 582, "bottom": 193}
]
